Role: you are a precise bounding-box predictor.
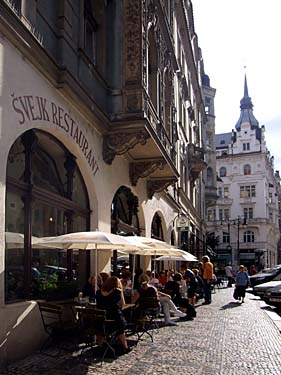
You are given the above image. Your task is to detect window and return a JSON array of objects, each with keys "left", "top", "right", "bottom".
[
  {"left": 223, "top": 232, "right": 230, "bottom": 243},
  {"left": 223, "top": 187, "right": 229, "bottom": 198},
  {"left": 243, "top": 164, "right": 251, "bottom": 175},
  {"left": 217, "top": 187, "right": 222, "bottom": 198},
  {"left": 243, "top": 143, "right": 250, "bottom": 151},
  {"left": 219, "top": 209, "right": 223, "bottom": 221},
  {"left": 243, "top": 231, "right": 255, "bottom": 243},
  {"left": 5, "top": 130, "right": 90, "bottom": 302},
  {"left": 207, "top": 209, "right": 216, "bottom": 221},
  {"left": 207, "top": 167, "right": 213, "bottom": 187},
  {"left": 84, "top": 1, "right": 98, "bottom": 63},
  {"left": 243, "top": 207, "right": 253, "bottom": 219},
  {"left": 220, "top": 140, "right": 225, "bottom": 145},
  {"left": 240, "top": 185, "right": 256, "bottom": 198},
  {"left": 219, "top": 167, "right": 227, "bottom": 177},
  {"left": 224, "top": 209, "right": 230, "bottom": 220}
]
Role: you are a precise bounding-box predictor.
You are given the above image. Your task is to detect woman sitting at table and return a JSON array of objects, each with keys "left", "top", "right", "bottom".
[
  {"left": 95, "top": 276, "right": 130, "bottom": 353},
  {"left": 120, "top": 270, "right": 133, "bottom": 301},
  {"left": 82, "top": 272, "right": 109, "bottom": 301}
]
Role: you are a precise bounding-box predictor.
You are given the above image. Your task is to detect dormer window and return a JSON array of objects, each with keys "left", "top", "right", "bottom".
[
  {"left": 243, "top": 143, "right": 250, "bottom": 151},
  {"left": 220, "top": 140, "right": 225, "bottom": 145}
]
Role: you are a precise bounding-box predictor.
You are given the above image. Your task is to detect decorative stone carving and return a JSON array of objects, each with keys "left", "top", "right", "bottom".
[
  {"left": 129, "top": 159, "right": 165, "bottom": 186},
  {"left": 124, "top": 0, "right": 142, "bottom": 83},
  {"left": 103, "top": 130, "right": 149, "bottom": 164},
  {"left": 147, "top": 177, "right": 177, "bottom": 199}
]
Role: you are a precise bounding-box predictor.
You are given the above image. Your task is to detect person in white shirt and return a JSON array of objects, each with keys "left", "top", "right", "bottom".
[{"left": 225, "top": 264, "right": 234, "bottom": 287}]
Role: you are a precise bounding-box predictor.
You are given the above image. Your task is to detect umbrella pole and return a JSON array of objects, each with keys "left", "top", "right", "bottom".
[
  {"left": 154, "top": 250, "right": 156, "bottom": 276},
  {"left": 132, "top": 254, "right": 135, "bottom": 291},
  {"left": 95, "top": 244, "right": 98, "bottom": 297}
]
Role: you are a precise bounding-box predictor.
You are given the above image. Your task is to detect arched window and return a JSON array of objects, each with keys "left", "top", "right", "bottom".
[
  {"left": 243, "top": 231, "right": 255, "bottom": 243},
  {"left": 219, "top": 167, "right": 227, "bottom": 177},
  {"left": 111, "top": 186, "right": 140, "bottom": 235},
  {"left": 5, "top": 130, "right": 90, "bottom": 302},
  {"left": 244, "top": 164, "right": 251, "bottom": 175},
  {"left": 151, "top": 212, "right": 164, "bottom": 241}
]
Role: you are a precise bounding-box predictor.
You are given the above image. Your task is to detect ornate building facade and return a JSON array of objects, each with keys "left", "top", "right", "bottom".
[
  {"left": 207, "top": 76, "right": 280, "bottom": 271},
  {"left": 0, "top": 0, "right": 211, "bottom": 364}
]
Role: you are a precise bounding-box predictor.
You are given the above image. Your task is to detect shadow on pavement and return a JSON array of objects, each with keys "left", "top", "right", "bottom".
[{"left": 220, "top": 301, "right": 242, "bottom": 310}]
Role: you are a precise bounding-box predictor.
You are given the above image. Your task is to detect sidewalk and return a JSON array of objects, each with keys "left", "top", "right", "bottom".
[{"left": 1, "top": 287, "right": 281, "bottom": 375}]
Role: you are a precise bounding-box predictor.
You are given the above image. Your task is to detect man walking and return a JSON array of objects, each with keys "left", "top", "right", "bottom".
[{"left": 202, "top": 255, "right": 214, "bottom": 304}]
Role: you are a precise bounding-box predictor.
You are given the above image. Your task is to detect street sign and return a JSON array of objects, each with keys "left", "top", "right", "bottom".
[{"left": 176, "top": 214, "right": 189, "bottom": 232}]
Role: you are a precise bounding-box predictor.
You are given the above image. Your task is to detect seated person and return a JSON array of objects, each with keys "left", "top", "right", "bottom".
[
  {"left": 95, "top": 276, "right": 130, "bottom": 353},
  {"left": 120, "top": 270, "right": 133, "bottom": 302},
  {"left": 158, "top": 271, "right": 168, "bottom": 288},
  {"left": 165, "top": 273, "right": 197, "bottom": 320},
  {"left": 192, "top": 268, "right": 204, "bottom": 300},
  {"left": 82, "top": 272, "right": 109, "bottom": 301},
  {"left": 132, "top": 273, "right": 186, "bottom": 326},
  {"left": 183, "top": 267, "right": 198, "bottom": 306}
]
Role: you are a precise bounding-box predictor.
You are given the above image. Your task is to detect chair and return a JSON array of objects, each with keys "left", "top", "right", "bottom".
[
  {"left": 38, "top": 301, "right": 78, "bottom": 356},
  {"left": 134, "top": 296, "right": 160, "bottom": 343},
  {"left": 74, "top": 306, "right": 118, "bottom": 364}
]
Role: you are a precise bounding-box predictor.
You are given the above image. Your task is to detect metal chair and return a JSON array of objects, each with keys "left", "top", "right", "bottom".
[
  {"left": 74, "top": 305, "right": 119, "bottom": 364},
  {"left": 134, "top": 296, "right": 161, "bottom": 343},
  {"left": 38, "top": 301, "right": 78, "bottom": 356}
]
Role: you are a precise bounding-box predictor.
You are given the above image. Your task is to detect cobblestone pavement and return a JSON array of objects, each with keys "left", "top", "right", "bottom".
[{"left": 1, "top": 287, "right": 281, "bottom": 375}]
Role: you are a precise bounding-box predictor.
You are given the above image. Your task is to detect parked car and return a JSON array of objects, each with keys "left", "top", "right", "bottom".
[
  {"left": 249, "top": 265, "right": 281, "bottom": 287},
  {"left": 264, "top": 284, "right": 281, "bottom": 309},
  {"left": 253, "top": 271, "right": 281, "bottom": 299}
]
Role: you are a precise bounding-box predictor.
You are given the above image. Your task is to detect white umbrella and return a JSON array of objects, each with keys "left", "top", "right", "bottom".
[
  {"left": 156, "top": 253, "right": 198, "bottom": 262},
  {"left": 125, "top": 236, "right": 175, "bottom": 249},
  {"left": 5, "top": 232, "right": 53, "bottom": 249},
  {"left": 123, "top": 236, "right": 185, "bottom": 275},
  {"left": 36, "top": 231, "right": 147, "bottom": 292}
]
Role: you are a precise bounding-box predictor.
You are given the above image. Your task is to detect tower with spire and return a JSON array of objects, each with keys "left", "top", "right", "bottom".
[{"left": 206, "top": 75, "right": 280, "bottom": 271}]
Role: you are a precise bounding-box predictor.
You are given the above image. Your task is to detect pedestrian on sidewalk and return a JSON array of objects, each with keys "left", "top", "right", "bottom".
[
  {"left": 234, "top": 265, "right": 249, "bottom": 303},
  {"left": 202, "top": 255, "right": 214, "bottom": 305},
  {"left": 225, "top": 264, "right": 234, "bottom": 287}
]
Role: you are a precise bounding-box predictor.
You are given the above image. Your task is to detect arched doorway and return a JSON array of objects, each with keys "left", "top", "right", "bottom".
[{"left": 5, "top": 129, "right": 90, "bottom": 301}]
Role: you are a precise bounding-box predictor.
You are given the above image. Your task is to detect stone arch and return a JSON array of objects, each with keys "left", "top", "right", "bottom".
[{"left": 5, "top": 129, "right": 91, "bottom": 301}]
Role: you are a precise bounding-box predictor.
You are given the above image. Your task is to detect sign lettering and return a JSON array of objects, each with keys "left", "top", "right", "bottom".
[{"left": 11, "top": 94, "right": 99, "bottom": 176}]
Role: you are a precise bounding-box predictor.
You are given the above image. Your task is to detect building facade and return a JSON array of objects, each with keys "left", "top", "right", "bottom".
[
  {"left": 0, "top": 0, "right": 210, "bottom": 365},
  {"left": 207, "top": 76, "right": 280, "bottom": 271}
]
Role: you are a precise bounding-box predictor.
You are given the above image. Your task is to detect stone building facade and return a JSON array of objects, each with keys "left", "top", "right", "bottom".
[
  {"left": 0, "top": 0, "right": 210, "bottom": 365},
  {"left": 207, "top": 76, "right": 280, "bottom": 271}
]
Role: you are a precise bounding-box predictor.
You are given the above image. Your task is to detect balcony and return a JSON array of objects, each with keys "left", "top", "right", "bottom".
[
  {"left": 187, "top": 143, "right": 207, "bottom": 183},
  {"left": 103, "top": 94, "right": 179, "bottom": 197}
]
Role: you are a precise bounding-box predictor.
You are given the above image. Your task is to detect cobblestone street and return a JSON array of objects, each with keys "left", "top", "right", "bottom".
[{"left": 1, "top": 287, "right": 281, "bottom": 375}]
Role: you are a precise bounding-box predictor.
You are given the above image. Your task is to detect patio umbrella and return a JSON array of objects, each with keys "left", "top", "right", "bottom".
[
  {"left": 5, "top": 232, "right": 53, "bottom": 249},
  {"left": 122, "top": 236, "right": 185, "bottom": 277},
  {"left": 36, "top": 231, "right": 147, "bottom": 292},
  {"left": 156, "top": 253, "right": 198, "bottom": 262}
]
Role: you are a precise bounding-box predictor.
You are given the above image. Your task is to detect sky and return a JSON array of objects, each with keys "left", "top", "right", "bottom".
[{"left": 192, "top": 0, "right": 281, "bottom": 172}]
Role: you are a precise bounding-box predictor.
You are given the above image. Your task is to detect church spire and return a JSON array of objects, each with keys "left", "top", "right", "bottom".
[{"left": 235, "top": 73, "right": 259, "bottom": 131}]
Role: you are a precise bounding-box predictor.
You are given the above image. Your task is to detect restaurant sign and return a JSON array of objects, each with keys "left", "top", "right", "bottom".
[
  {"left": 11, "top": 94, "right": 99, "bottom": 176},
  {"left": 176, "top": 214, "right": 189, "bottom": 232}
]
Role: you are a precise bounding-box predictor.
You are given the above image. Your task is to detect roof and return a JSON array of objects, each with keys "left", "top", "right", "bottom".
[
  {"left": 216, "top": 132, "right": 233, "bottom": 148},
  {"left": 235, "top": 75, "right": 259, "bottom": 131}
]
